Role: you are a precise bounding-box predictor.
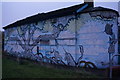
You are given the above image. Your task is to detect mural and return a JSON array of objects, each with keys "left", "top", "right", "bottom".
[
  {"left": 4, "top": 11, "right": 118, "bottom": 68},
  {"left": 104, "top": 24, "right": 117, "bottom": 54},
  {"left": 104, "top": 23, "right": 117, "bottom": 66}
]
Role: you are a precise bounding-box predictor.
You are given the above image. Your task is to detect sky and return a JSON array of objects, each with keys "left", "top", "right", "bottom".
[{"left": 1, "top": 0, "right": 119, "bottom": 31}]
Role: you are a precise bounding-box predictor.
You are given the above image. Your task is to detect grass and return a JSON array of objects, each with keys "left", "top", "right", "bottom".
[{"left": 2, "top": 56, "right": 102, "bottom": 78}]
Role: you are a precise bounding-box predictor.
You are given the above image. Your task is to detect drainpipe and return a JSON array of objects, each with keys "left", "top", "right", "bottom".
[{"left": 75, "top": 12, "right": 78, "bottom": 63}]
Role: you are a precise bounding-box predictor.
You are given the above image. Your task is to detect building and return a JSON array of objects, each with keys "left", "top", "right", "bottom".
[{"left": 3, "top": 1, "right": 119, "bottom": 68}]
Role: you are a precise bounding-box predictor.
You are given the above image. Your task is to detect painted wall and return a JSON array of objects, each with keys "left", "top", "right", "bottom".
[{"left": 4, "top": 11, "right": 118, "bottom": 68}]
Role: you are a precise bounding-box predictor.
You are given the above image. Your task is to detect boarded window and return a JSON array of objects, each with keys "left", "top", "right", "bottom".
[{"left": 40, "top": 40, "right": 50, "bottom": 45}]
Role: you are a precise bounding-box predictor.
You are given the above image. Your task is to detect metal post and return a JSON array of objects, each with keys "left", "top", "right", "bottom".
[
  {"left": 109, "top": 54, "right": 120, "bottom": 79},
  {"left": 109, "top": 53, "right": 112, "bottom": 79}
]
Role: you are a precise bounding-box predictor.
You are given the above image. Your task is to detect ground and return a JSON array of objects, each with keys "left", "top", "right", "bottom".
[{"left": 2, "top": 54, "right": 107, "bottom": 78}]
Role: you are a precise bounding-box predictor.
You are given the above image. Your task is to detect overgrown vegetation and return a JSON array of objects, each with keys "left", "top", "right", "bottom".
[{"left": 2, "top": 56, "right": 104, "bottom": 78}]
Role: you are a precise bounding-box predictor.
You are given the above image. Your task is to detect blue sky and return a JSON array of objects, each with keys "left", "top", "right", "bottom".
[{"left": 1, "top": 1, "right": 119, "bottom": 31}]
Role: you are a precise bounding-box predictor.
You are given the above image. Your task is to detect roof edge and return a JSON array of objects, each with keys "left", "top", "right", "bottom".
[{"left": 3, "top": 3, "right": 119, "bottom": 30}]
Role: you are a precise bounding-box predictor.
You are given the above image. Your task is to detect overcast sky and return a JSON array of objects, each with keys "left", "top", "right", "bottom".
[{"left": 1, "top": 1, "right": 119, "bottom": 31}]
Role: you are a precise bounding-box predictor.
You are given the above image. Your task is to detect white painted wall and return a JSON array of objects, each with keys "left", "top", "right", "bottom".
[{"left": 4, "top": 10, "right": 118, "bottom": 68}]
